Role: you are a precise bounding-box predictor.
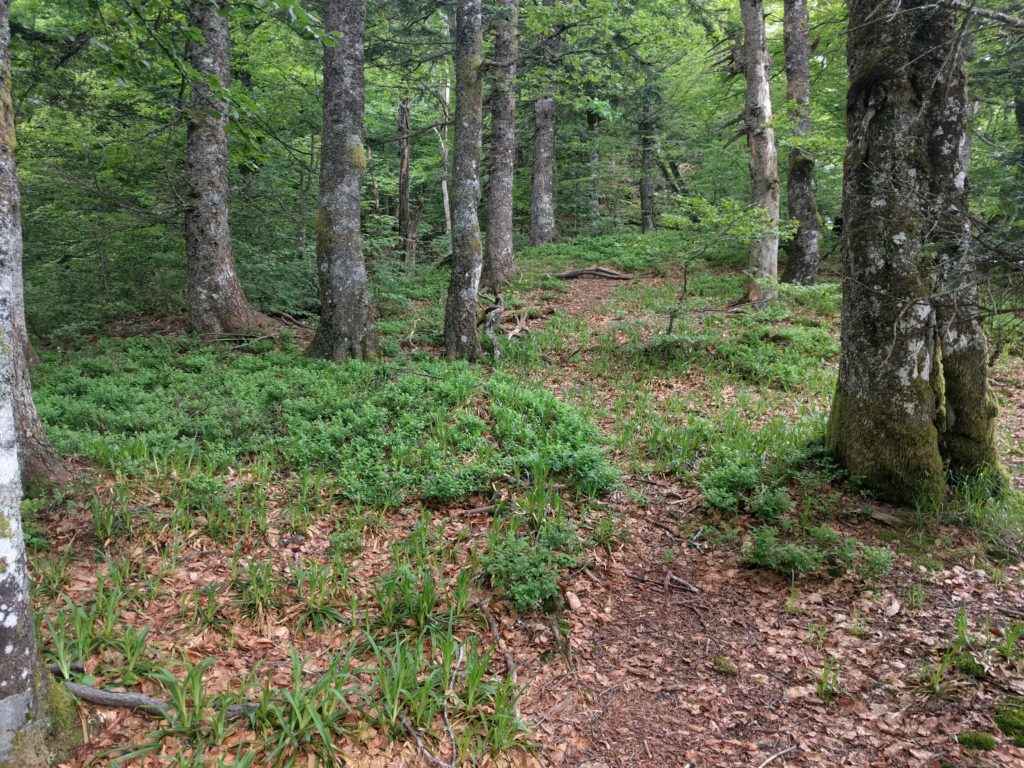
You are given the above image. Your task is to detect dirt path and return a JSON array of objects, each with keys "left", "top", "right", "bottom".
[{"left": 509, "top": 275, "right": 1024, "bottom": 768}]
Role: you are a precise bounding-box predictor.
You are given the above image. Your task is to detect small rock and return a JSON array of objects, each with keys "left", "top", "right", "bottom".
[{"left": 565, "top": 591, "right": 582, "bottom": 611}]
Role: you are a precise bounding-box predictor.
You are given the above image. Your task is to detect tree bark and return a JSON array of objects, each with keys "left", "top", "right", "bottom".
[
  {"left": 184, "top": 0, "right": 268, "bottom": 337},
  {"left": 826, "top": 0, "right": 1000, "bottom": 504},
  {"left": 397, "top": 93, "right": 413, "bottom": 264},
  {"left": 586, "top": 109, "right": 602, "bottom": 225},
  {"left": 739, "top": 0, "right": 780, "bottom": 289},
  {"left": 529, "top": 95, "right": 558, "bottom": 245},
  {"left": 780, "top": 0, "right": 820, "bottom": 285},
  {"left": 639, "top": 101, "right": 657, "bottom": 234},
  {"left": 307, "top": 0, "right": 379, "bottom": 361},
  {"left": 529, "top": 0, "right": 559, "bottom": 246},
  {"left": 481, "top": 0, "right": 518, "bottom": 293},
  {"left": 0, "top": 6, "right": 78, "bottom": 762},
  {"left": 444, "top": 0, "right": 484, "bottom": 360}
]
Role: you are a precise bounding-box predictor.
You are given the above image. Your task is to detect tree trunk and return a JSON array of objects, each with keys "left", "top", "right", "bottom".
[
  {"left": 481, "top": 0, "right": 518, "bottom": 292},
  {"left": 184, "top": 0, "right": 268, "bottom": 337},
  {"left": 1015, "top": 87, "right": 1024, "bottom": 146},
  {"left": 397, "top": 93, "right": 413, "bottom": 264},
  {"left": 529, "top": 1, "right": 559, "bottom": 246},
  {"left": 739, "top": 0, "right": 780, "bottom": 290},
  {"left": 529, "top": 95, "right": 558, "bottom": 245},
  {"left": 444, "top": 0, "right": 484, "bottom": 360},
  {"left": 307, "top": 0, "right": 379, "bottom": 361},
  {"left": 639, "top": 102, "right": 657, "bottom": 234},
  {"left": 826, "top": 0, "right": 1000, "bottom": 504},
  {"left": 0, "top": 6, "right": 78, "bottom": 762},
  {"left": 780, "top": 0, "right": 820, "bottom": 285},
  {"left": 587, "top": 110, "right": 602, "bottom": 225}
]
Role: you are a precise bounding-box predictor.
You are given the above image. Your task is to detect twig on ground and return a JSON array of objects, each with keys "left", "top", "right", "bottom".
[
  {"left": 61, "top": 679, "right": 255, "bottom": 721},
  {"left": 481, "top": 604, "right": 521, "bottom": 719},
  {"left": 399, "top": 715, "right": 456, "bottom": 768},
  {"left": 754, "top": 745, "right": 797, "bottom": 768}
]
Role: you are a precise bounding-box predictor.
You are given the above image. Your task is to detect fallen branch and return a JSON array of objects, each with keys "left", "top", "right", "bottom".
[
  {"left": 58, "top": 674, "right": 256, "bottom": 721},
  {"left": 551, "top": 266, "right": 632, "bottom": 281}
]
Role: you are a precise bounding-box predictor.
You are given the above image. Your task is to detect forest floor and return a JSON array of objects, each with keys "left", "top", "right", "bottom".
[{"left": 26, "top": 233, "right": 1024, "bottom": 768}]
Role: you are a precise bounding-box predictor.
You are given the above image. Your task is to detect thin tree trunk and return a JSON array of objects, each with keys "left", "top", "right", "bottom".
[
  {"left": 826, "top": 0, "right": 999, "bottom": 504},
  {"left": 0, "top": 5, "right": 78, "bottom": 760},
  {"left": 739, "top": 0, "right": 780, "bottom": 292},
  {"left": 307, "top": 0, "right": 379, "bottom": 361},
  {"left": 184, "top": 0, "right": 268, "bottom": 336},
  {"left": 481, "top": 0, "right": 518, "bottom": 292},
  {"left": 587, "top": 109, "right": 602, "bottom": 225},
  {"left": 780, "top": 0, "right": 820, "bottom": 285},
  {"left": 639, "top": 101, "right": 657, "bottom": 233},
  {"left": 444, "top": 0, "right": 484, "bottom": 360},
  {"left": 397, "top": 93, "right": 413, "bottom": 263},
  {"left": 529, "top": 0, "right": 559, "bottom": 246}
]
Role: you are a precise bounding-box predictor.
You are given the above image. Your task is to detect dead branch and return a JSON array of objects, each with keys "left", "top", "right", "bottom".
[
  {"left": 754, "top": 745, "right": 798, "bottom": 768},
  {"left": 61, "top": 679, "right": 255, "bottom": 721},
  {"left": 550, "top": 266, "right": 632, "bottom": 281}
]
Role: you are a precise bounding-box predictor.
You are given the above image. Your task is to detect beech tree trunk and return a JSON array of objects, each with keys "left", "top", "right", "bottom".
[
  {"left": 587, "top": 110, "right": 602, "bottom": 225},
  {"left": 397, "top": 93, "right": 413, "bottom": 264},
  {"left": 529, "top": 96, "right": 558, "bottom": 245},
  {"left": 184, "top": 0, "right": 267, "bottom": 336},
  {"left": 739, "top": 0, "right": 780, "bottom": 288},
  {"left": 780, "top": 0, "right": 820, "bottom": 285},
  {"left": 639, "top": 101, "right": 657, "bottom": 233},
  {"left": 529, "top": 0, "right": 559, "bottom": 246},
  {"left": 443, "top": 0, "right": 484, "bottom": 360},
  {"left": 826, "top": 0, "right": 1000, "bottom": 504},
  {"left": 308, "top": 0, "right": 379, "bottom": 361},
  {"left": 0, "top": 6, "right": 77, "bottom": 762},
  {"left": 481, "top": 0, "right": 518, "bottom": 293}
]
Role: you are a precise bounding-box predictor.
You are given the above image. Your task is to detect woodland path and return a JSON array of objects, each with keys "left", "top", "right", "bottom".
[{"left": 509, "top": 272, "right": 1024, "bottom": 768}]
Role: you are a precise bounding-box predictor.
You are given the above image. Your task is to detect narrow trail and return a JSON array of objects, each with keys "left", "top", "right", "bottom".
[{"left": 509, "top": 273, "right": 1024, "bottom": 768}]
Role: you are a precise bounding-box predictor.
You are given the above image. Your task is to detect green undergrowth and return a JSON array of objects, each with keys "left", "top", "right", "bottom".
[{"left": 33, "top": 336, "right": 617, "bottom": 505}]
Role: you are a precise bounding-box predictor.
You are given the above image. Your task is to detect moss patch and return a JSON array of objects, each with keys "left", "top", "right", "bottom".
[
  {"left": 994, "top": 697, "right": 1024, "bottom": 747},
  {"left": 956, "top": 731, "right": 997, "bottom": 750}
]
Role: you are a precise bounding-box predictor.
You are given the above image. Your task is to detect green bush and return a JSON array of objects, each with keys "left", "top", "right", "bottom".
[
  {"left": 956, "top": 731, "right": 997, "bottom": 750},
  {"left": 744, "top": 526, "right": 825, "bottom": 575},
  {"left": 482, "top": 518, "right": 582, "bottom": 612}
]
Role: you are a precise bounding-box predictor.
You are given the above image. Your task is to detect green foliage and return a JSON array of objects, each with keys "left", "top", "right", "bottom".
[
  {"left": 33, "top": 338, "right": 616, "bottom": 505},
  {"left": 744, "top": 526, "right": 825, "bottom": 576},
  {"left": 482, "top": 516, "right": 583, "bottom": 613}
]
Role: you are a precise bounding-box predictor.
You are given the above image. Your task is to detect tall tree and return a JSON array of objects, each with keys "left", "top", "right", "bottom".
[
  {"left": 185, "top": 0, "right": 267, "bottom": 336},
  {"left": 0, "top": 3, "right": 77, "bottom": 760},
  {"left": 639, "top": 96, "right": 657, "bottom": 233},
  {"left": 308, "top": 0, "right": 380, "bottom": 361},
  {"left": 443, "top": 0, "right": 484, "bottom": 360},
  {"left": 481, "top": 0, "right": 518, "bottom": 292},
  {"left": 739, "top": 0, "right": 780, "bottom": 295},
  {"left": 826, "top": 0, "right": 1000, "bottom": 503},
  {"left": 3, "top": 9, "right": 69, "bottom": 490},
  {"left": 529, "top": 0, "right": 560, "bottom": 246},
  {"left": 780, "top": 0, "right": 820, "bottom": 285},
  {"left": 397, "top": 92, "right": 414, "bottom": 263}
]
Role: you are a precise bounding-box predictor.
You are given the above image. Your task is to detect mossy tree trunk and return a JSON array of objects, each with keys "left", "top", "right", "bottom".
[
  {"left": 780, "top": 0, "right": 820, "bottom": 285},
  {"left": 307, "top": 0, "right": 380, "bottom": 361},
  {"left": 443, "top": 0, "right": 484, "bottom": 360},
  {"left": 481, "top": 0, "right": 518, "bottom": 293},
  {"left": 184, "top": 0, "right": 269, "bottom": 337},
  {"left": 0, "top": 6, "right": 80, "bottom": 763},
  {"left": 739, "top": 0, "right": 780, "bottom": 292},
  {"left": 827, "top": 0, "right": 1000, "bottom": 504}
]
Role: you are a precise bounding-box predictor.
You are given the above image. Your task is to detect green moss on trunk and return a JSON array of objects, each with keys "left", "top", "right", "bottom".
[{"left": 826, "top": 387, "right": 944, "bottom": 505}]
